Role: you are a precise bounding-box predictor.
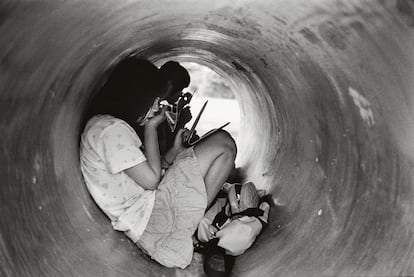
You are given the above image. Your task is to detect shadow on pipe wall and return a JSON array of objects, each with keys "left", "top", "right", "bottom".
[{"left": 1, "top": 0, "right": 414, "bottom": 276}]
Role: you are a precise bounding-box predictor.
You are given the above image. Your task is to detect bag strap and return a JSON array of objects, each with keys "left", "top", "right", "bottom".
[
  {"left": 203, "top": 238, "right": 235, "bottom": 277},
  {"left": 231, "top": 207, "right": 268, "bottom": 228},
  {"left": 231, "top": 207, "right": 264, "bottom": 218},
  {"left": 211, "top": 203, "right": 229, "bottom": 230},
  {"left": 211, "top": 200, "right": 268, "bottom": 230}
]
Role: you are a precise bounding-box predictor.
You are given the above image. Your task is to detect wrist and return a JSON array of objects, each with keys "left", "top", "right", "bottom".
[
  {"left": 168, "top": 147, "right": 179, "bottom": 158},
  {"left": 162, "top": 155, "right": 173, "bottom": 167},
  {"left": 145, "top": 121, "right": 158, "bottom": 129}
]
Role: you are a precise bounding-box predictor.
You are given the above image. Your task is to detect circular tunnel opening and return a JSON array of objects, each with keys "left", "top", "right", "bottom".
[
  {"left": 181, "top": 62, "right": 241, "bottom": 159},
  {"left": 75, "top": 43, "right": 283, "bottom": 275},
  {"left": 148, "top": 47, "right": 283, "bottom": 192},
  {"left": 3, "top": 1, "right": 414, "bottom": 276}
]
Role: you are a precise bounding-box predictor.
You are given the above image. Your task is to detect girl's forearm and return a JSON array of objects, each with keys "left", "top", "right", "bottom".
[{"left": 144, "top": 124, "right": 162, "bottom": 177}]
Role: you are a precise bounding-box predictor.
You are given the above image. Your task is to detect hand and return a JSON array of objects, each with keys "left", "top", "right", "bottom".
[
  {"left": 173, "top": 128, "right": 190, "bottom": 154},
  {"left": 146, "top": 105, "right": 166, "bottom": 128},
  {"left": 151, "top": 97, "right": 161, "bottom": 112},
  {"left": 147, "top": 97, "right": 161, "bottom": 117}
]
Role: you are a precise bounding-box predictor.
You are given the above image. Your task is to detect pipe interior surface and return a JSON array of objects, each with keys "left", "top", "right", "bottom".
[{"left": 1, "top": 0, "right": 414, "bottom": 276}]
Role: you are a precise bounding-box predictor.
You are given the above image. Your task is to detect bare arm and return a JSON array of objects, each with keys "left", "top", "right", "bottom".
[
  {"left": 143, "top": 121, "right": 162, "bottom": 177},
  {"left": 125, "top": 107, "right": 166, "bottom": 190},
  {"left": 161, "top": 128, "right": 190, "bottom": 169}
]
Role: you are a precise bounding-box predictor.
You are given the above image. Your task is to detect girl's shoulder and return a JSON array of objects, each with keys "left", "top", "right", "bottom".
[
  {"left": 87, "top": 114, "right": 129, "bottom": 131},
  {"left": 83, "top": 115, "right": 138, "bottom": 140}
]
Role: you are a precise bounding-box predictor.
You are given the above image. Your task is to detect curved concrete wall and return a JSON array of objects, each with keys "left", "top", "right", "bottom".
[{"left": 1, "top": 0, "right": 414, "bottom": 276}]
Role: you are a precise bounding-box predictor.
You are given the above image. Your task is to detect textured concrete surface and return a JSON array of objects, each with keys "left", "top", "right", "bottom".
[{"left": 1, "top": 0, "right": 414, "bottom": 276}]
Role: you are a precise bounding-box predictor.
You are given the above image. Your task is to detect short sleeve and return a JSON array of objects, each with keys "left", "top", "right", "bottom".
[{"left": 99, "top": 122, "right": 146, "bottom": 174}]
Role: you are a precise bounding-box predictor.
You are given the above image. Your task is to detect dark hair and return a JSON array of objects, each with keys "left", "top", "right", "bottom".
[
  {"left": 89, "top": 58, "right": 166, "bottom": 127},
  {"left": 159, "top": 61, "right": 190, "bottom": 91}
]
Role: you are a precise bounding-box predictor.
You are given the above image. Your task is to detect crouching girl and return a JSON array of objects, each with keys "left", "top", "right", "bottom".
[{"left": 80, "top": 58, "right": 236, "bottom": 268}]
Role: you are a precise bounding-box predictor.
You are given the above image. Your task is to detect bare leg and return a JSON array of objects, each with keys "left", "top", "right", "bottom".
[{"left": 193, "top": 130, "right": 237, "bottom": 206}]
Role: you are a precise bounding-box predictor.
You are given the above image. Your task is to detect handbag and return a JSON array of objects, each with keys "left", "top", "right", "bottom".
[{"left": 195, "top": 182, "right": 272, "bottom": 277}]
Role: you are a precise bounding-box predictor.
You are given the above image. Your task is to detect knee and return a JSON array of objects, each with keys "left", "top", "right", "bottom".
[
  {"left": 212, "top": 130, "right": 237, "bottom": 158},
  {"left": 194, "top": 130, "right": 237, "bottom": 162}
]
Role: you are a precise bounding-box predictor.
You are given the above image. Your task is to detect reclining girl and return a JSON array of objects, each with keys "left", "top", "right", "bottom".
[{"left": 80, "top": 57, "right": 237, "bottom": 268}]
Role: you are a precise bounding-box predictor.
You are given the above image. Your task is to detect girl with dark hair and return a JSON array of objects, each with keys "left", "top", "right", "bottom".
[{"left": 80, "top": 58, "right": 237, "bottom": 268}]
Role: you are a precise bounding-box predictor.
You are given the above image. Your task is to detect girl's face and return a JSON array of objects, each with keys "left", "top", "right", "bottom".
[{"left": 164, "top": 81, "right": 183, "bottom": 104}]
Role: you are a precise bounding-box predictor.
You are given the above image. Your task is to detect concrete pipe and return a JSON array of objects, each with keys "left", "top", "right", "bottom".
[{"left": 1, "top": 0, "right": 414, "bottom": 276}]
